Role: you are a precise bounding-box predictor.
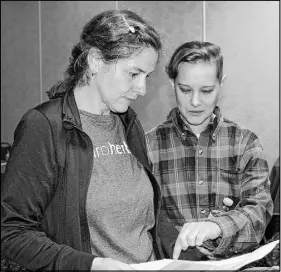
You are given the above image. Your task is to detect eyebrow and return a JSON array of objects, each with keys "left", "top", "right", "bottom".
[
  {"left": 131, "top": 67, "right": 146, "bottom": 73},
  {"left": 178, "top": 83, "right": 215, "bottom": 89}
]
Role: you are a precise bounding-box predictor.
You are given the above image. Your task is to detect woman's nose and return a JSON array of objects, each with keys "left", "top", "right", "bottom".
[
  {"left": 191, "top": 93, "right": 200, "bottom": 107},
  {"left": 134, "top": 79, "right": 147, "bottom": 96}
]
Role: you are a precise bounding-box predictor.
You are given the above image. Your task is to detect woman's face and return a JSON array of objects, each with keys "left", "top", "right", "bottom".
[
  {"left": 172, "top": 61, "right": 222, "bottom": 133},
  {"left": 94, "top": 47, "right": 158, "bottom": 114}
]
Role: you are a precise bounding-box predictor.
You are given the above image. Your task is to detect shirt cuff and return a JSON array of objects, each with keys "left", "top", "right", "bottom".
[{"left": 205, "top": 215, "right": 238, "bottom": 256}]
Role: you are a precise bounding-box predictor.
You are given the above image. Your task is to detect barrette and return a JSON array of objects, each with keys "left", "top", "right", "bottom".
[{"left": 122, "top": 15, "right": 135, "bottom": 33}]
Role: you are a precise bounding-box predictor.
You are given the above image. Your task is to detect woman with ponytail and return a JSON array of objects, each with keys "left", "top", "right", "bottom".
[{"left": 1, "top": 9, "right": 164, "bottom": 270}]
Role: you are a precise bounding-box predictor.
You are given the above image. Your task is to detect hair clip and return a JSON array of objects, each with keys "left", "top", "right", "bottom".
[{"left": 122, "top": 15, "right": 135, "bottom": 33}]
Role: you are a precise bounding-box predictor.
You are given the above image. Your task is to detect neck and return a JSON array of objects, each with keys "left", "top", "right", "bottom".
[
  {"left": 74, "top": 85, "right": 110, "bottom": 115},
  {"left": 179, "top": 110, "right": 211, "bottom": 134},
  {"left": 189, "top": 122, "right": 209, "bottom": 135}
]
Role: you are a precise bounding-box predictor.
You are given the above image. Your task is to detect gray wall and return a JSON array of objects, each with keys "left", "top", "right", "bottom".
[
  {"left": 1, "top": 1, "right": 41, "bottom": 141},
  {"left": 1, "top": 1, "right": 279, "bottom": 170}
]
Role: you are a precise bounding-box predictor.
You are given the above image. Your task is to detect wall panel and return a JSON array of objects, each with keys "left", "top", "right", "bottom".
[
  {"left": 1, "top": 1, "right": 40, "bottom": 143},
  {"left": 206, "top": 1, "right": 279, "bottom": 169}
]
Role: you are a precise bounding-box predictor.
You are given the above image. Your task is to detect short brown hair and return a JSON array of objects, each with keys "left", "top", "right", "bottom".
[{"left": 166, "top": 41, "right": 223, "bottom": 82}]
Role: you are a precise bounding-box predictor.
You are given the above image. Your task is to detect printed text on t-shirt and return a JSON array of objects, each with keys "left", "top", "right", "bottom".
[{"left": 93, "top": 141, "right": 131, "bottom": 158}]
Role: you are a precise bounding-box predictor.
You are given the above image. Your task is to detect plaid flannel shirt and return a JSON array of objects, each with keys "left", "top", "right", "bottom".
[{"left": 145, "top": 106, "right": 273, "bottom": 258}]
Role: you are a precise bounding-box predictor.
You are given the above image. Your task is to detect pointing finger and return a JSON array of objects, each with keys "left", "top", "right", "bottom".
[{"left": 173, "top": 238, "right": 183, "bottom": 260}]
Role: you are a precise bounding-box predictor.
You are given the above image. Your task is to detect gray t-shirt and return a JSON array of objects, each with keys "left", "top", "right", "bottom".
[{"left": 79, "top": 109, "right": 155, "bottom": 264}]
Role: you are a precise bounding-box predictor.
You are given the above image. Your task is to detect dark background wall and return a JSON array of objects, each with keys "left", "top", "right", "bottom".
[{"left": 1, "top": 1, "right": 279, "bottom": 170}]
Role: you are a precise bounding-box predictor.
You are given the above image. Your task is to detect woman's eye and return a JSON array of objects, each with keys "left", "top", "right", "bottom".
[
  {"left": 202, "top": 89, "right": 213, "bottom": 94},
  {"left": 129, "top": 72, "right": 139, "bottom": 78},
  {"left": 180, "top": 88, "right": 191, "bottom": 93}
]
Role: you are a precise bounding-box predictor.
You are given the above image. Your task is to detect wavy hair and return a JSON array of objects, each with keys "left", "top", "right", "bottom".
[{"left": 47, "top": 9, "right": 162, "bottom": 99}]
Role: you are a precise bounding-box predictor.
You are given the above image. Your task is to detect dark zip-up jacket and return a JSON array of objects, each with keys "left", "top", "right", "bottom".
[{"left": 1, "top": 89, "right": 164, "bottom": 271}]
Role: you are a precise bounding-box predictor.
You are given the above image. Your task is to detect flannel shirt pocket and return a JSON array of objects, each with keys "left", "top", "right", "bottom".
[{"left": 216, "top": 167, "right": 242, "bottom": 208}]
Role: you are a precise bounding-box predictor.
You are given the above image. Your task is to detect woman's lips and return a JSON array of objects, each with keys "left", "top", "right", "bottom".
[
  {"left": 124, "top": 97, "right": 137, "bottom": 102},
  {"left": 188, "top": 111, "right": 204, "bottom": 116}
]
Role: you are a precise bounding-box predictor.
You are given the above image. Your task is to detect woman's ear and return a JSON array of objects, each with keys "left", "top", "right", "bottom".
[
  {"left": 169, "top": 79, "right": 175, "bottom": 89},
  {"left": 87, "top": 48, "right": 100, "bottom": 75},
  {"left": 217, "top": 75, "right": 227, "bottom": 106},
  {"left": 220, "top": 75, "right": 227, "bottom": 86}
]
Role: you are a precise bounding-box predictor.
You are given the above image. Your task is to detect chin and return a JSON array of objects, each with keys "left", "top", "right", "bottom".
[
  {"left": 186, "top": 117, "right": 209, "bottom": 126},
  {"left": 110, "top": 104, "right": 129, "bottom": 114}
]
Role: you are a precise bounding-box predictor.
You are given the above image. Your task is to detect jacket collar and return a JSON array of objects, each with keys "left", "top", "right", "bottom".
[
  {"left": 62, "top": 89, "right": 137, "bottom": 131},
  {"left": 62, "top": 89, "right": 82, "bottom": 129},
  {"left": 167, "top": 106, "right": 224, "bottom": 140}
]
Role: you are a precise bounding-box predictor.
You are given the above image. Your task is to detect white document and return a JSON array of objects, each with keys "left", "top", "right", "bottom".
[
  {"left": 130, "top": 240, "right": 279, "bottom": 270},
  {"left": 130, "top": 259, "right": 174, "bottom": 270}
]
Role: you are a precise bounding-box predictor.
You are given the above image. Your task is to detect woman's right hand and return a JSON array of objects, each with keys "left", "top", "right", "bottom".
[{"left": 91, "top": 257, "right": 135, "bottom": 270}]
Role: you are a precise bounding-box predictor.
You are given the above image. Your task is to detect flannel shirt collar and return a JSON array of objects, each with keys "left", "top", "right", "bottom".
[{"left": 167, "top": 106, "right": 224, "bottom": 140}]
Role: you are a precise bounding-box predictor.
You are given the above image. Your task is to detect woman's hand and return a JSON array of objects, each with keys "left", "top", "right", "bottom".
[
  {"left": 173, "top": 221, "right": 222, "bottom": 259},
  {"left": 91, "top": 257, "right": 135, "bottom": 270}
]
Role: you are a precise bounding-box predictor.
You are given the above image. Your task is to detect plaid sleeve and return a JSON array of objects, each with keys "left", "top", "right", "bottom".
[
  {"left": 206, "top": 135, "right": 274, "bottom": 257},
  {"left": 145, "top": 132, "right": 152, "bottom": 165}
]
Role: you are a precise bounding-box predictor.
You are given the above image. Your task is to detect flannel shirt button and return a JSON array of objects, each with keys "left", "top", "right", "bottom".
[
  {"left": 201, "top": 209, "right": 206, "bottom": 214},
  {"left": 199, "top": 149, "right": 203, "bottom": 155},
  {"left": 198, "top": 179, "right": 204, "bottom": 185}
]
